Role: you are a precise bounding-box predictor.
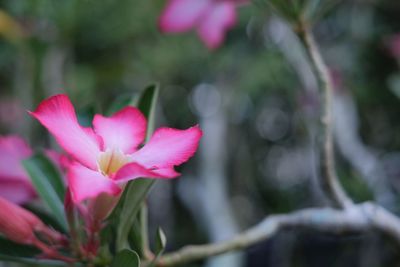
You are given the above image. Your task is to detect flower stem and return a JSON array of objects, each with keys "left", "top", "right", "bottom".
[{"left": 140, "top": 203, "right": 154, "bottom": 260}]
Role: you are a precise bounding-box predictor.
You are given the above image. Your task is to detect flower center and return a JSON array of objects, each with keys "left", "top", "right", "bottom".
[{"left": 97, "top": 149, "right": 130, "bottom": 176}]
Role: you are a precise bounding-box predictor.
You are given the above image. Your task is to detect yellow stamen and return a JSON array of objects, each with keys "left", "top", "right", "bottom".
[{"left": 97, "top": 149, "right": 130, "bottom": 176}]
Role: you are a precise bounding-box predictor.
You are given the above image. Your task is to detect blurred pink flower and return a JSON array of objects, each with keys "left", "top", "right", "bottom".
[
  {"left": 159, "top": 0, "right": 247, "bottom": 49},
  {"left": 31, "top": 94, "right": 202, "bottom": 203},
  {"left": 0, "top": 97, "right": 24, "bottom": 129},
  {"left": 386, "top": 34, "right": 400, "bottom": 58},
  {"left": 0, "top": 136, "right": 36, "bottom": 204}
]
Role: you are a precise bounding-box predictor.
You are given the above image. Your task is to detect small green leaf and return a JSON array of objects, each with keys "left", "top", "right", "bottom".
[
  {"left": 155, "top": 227, "right": 167, "bottom": 255},
  {"left": 23, "top": 153, "right": 67, "bottom": 231},
  {"left": 111, "top": 249, "right": 140, "bottom": 267},
  {"left": 146, "top": 228, "right": 167, "bottom": 267}
]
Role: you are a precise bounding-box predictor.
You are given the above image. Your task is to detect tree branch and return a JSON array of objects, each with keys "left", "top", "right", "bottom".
[
  {"left": 153, "top": 203, "right": 400, "bottom": 267},
  {"left": 143, "top": 13, "right": 400, "bottom": 267},
  {"left": 149, "top": 21, "right": 400, "bottom": 267},
  {"left": 296, "top": 23, "right": 353, "bottom": 209},
  {"left": 333, "top": 90, "right": 396, "bottom": 209}
]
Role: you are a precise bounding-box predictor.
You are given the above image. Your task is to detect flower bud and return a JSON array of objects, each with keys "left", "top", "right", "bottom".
[
  {"left": 87, "top": 192, "right": 121, "bottom": 232},
  {"left": 0, "top": 196, "right": 64, "bottom": 247}
]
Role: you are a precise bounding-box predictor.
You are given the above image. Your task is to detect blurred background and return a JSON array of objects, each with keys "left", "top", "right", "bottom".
[{"left": 1, "top": 0, "right": 400, "bottom": 266}]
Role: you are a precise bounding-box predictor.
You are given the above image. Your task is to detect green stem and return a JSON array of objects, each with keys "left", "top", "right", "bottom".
[{"left": 140, "top": 203, "right": 153, "bottom": 260}]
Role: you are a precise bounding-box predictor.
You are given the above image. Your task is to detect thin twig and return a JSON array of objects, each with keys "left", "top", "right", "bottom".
[
  {"left": 296, "top": 22, "right": 353, "bottom": 209},
  {"left": 153, "top": 203, "right": 400, "bottom": 266}
]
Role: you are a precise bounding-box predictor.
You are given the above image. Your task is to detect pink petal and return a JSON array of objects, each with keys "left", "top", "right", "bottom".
[
  {"left": 30, "top": 95, "right": 101, "bottom": 170},
  {"left": 152, "top": 168, "right": 180, "bottom": 178},
  {"left": 0, "top": 179, "right": 36, "bottom": 205},
  {"left": 93, "top": 107, "right": 147, "bottom": 154},
  {"left": 159, "top": 0, "right": 211, "bottom": 33},
  {"left": 197, "top": 1, "right": 237, "bottom": 49},
  {"left": 113, "top": 162, "right": 168, "bottom": 184},
  {"left": 0, "top": 136, "right": 32, "bottom": 180},
  {"left": 130, "top": 125, "right": 202, "bottom": 169},
  {"left": 0, "top": 136, "right": 36, "bottom": 204},
  {"left": 67, "top": 163, "right": 121, "bottom": 203}
]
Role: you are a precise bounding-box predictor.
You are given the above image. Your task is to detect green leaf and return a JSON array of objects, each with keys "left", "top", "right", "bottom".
[
  {"left": 23, "top": 153, "right": 67, "bottom": 231},
  {"left": 155, "top": 227, "right": 167, "bottom": 255},
  {"left": 0, "top": 237, "right": 39, "bottom": 258},
  {"left": 0, "top": 256, "right": 69, "bottom": 267},
  {"left": 106, "top": 93, "right": 139, "bottom": 115},
  {"left": 116, "top": 179, "right": 155, "bottom": 251},
  {"left": 115, "top": 84, "right": 160, "bottom": 251},
  {"left": 126, "top": 205, "right": 148, "bottom": 258},
  {"left": 138, "top": 83, "right": 159, "bottom": 141},
  {"left": 127, "top": 217, "right": 143, "bottom": 255},
  {"left": 110, "top": 249, "right": 140, "bottom": 267},
  {"left": 146, "top": 228, "right": 167, "bottom": 267},
  {"left": 25, "top": 204, "right": 66, "bottom": 232},
  {"left": 0, "top": 237, "right": 68, "bottom": 266}
]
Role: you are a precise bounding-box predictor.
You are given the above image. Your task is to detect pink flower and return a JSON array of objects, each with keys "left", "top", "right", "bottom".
[
  {"left": 0, "top": 136, "right": 36, "bottom": 204},
  {"left": 159, "top": 0, "right": 247, "bottom": 49},
  {"left": 0, "top": 98, "right": 24, "bottom": 129},
  {"left": 386, "top": 34, "right": 400, "bottom": 58},
  {"left": 31, "top": 95, "right": 202, "bottom": 203}
]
